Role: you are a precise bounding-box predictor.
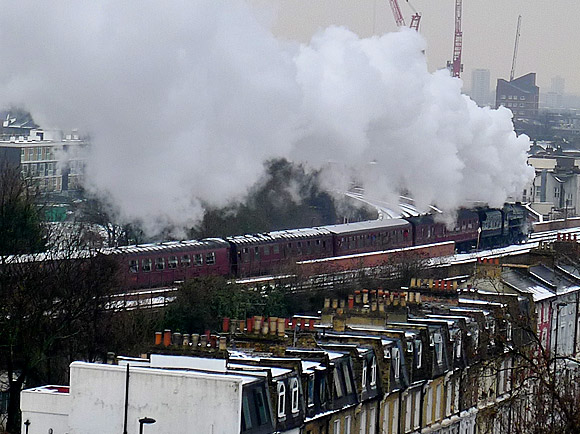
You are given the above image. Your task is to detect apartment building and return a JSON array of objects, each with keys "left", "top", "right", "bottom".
[{"left": 0, "top": 130, "right": 86, "bottom": 193}]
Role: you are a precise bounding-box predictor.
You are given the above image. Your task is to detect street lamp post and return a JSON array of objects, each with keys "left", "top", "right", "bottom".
[{"left": 139, "top": 417, "right": 156, "bottom": 434}]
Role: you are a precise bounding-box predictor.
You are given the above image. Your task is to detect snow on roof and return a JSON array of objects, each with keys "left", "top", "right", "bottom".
[
  {"left": 320, "top": 219, "right": 410, "bottom": 235},
  {"left": 301, "top": 360, "right": 321, "bottom": 374},
  {"left": 227, "top": 227, "right": 331, "bottom": 245},
  {"left": 106, "top": 238, "right": 229, "bottom": 255},
  {"left": 23, "top": 385, "right": 70, "bottom": 394},
  {"left": 228, "top": 363, "right": 292, "bottom": 378},
  {"left": 458, "top": 298, "right": 505, "bottom": 307}
]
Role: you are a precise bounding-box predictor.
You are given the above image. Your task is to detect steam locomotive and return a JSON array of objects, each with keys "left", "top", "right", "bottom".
[{"left": 114, "top": 203, "right": 528, "bottom": 289}]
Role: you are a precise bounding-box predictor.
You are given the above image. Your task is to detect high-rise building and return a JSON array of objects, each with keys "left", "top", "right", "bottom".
[
  {"left": 496, "top": 72, "right": 539, "bottom": 121},
  {"left": 470, "top": 69, "right": 491, "bottom": 107},
  {"left": 551, "top": 76, "right": 565, "bottom": 94}
]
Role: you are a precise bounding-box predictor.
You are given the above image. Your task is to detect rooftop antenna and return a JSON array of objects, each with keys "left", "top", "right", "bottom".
[{"left": 510, "top": 15, "right": 522, "bottom": 82}]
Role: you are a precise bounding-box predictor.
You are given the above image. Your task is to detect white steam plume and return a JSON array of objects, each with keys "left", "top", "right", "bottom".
[{"left": 0, "top": 1, "right": 533, "bottom": 235}]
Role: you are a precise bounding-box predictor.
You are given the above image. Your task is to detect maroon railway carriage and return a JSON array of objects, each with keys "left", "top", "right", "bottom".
[
  {"left": 113, "top": 238, "right": 231, "bottom": 289},
  {"left": 297, "top": 241, "right": 456, "bottom": 276},
  {"left": 407, "top": 209, "right": 479, "bottom": 251},
  {"left": 228, "top": 228, "right": 334, "bottom": 277},
  {"left": 322, "top": 219, "right": 413, "bottom": 257}
]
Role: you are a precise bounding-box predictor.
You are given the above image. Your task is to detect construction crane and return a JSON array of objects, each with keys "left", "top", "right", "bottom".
[
  {"left": 447, "top": 0, "right": 463, "bottom": 78},
  {"left": 510, "top": 15, "right": 522, "bottom": 82},
  {"left": 388, "top": 0, "right": 422, "bottom": 31}
]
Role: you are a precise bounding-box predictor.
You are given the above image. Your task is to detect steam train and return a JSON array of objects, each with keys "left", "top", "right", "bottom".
[{"left": 113, "top": 203, "right": 528, "bottom": 289}]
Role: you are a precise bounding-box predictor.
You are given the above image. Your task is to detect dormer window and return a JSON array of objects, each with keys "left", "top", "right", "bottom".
[
  {"left": 362, "top": 360, "right": 367, "bottom": 388},
  {"left": 434, "top": 333, "right": 443, "bottom": 365},
  {"left": 291, "top": 378, "right": 299, "bottom": 414},
  {"left": 307, "top": 375, "right": 314, "bottom": 407},
  {"left": 277, "top": 381, "right": 286, "bottom": 419},
  {"left": 392, "top": 348, "right": 400, "bottom": 379},
  {"left": 370, "top": 357, "right": 377, "bottom": 386},
  {"left": 334, "top": 368, "right": 344, "bottom": 397},
  {"left": 415, "top": 340, "right": 422, "bottom": 369}
]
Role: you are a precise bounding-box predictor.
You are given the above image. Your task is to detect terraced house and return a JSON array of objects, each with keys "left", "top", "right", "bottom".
[{"left": 21, "top": 245, "right": 580, "bottom": 434}]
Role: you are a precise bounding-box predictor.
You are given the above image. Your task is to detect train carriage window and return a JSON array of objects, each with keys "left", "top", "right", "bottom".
[
  {"left": 181, "top": 255, "right": 191, "bottom": 267},
  {"left": 194, "top": 253, "right": 203, "bottom": 265},
  {"left": 206, "top": 252, "right": 216, "bottom": 265},
  {"left": 129, "top": 260, "right": 138, "bottom": 273},
  {"left": 155, "top": 258, "right": 165, "bottom": 270},
  {"left": 142, "top": 258, "right": 152, "bottom": 272},
  {"left": 273, "top": 244, "right": 280, "bottom": 254},
  {"left": 316, "top": 239, "right": 320, "bottom": 245},
  {"left": 264, "top": 245, "right": 270, "bottom": 256},
  {"left": 168, "top": 256, "right": 178, "bottom": 269},
  {"left": 254, "top": 246, "right": 260, "bottom": 259},
  {"left": 322, "top": 240, "right": 326, "bottom": 249}
]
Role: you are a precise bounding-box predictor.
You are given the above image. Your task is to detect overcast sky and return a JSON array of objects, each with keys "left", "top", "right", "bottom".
[{"left": 252, "top": 0, "right": 579, "bottom": 95}]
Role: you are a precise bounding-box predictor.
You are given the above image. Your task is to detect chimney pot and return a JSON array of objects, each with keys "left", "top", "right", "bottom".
[{"left": 163, "top": 329, "right": 171, "bottom": 347}]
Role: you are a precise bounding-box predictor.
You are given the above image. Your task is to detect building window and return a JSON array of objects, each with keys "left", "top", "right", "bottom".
[
  {"left": 455, "top": 334, "right": 462, "bottom": 358},
  {"left": 307, "top": 375, "right": 314, "bottom": 407},
  {"left": 334, "top": 368, "right": 344, "bottom": 397},
  {"left": 343, "top": 364, "right": 353, "bottom": 394},
  {"left": 155, "top": 257, "right": 165, "bottom": 270},
  {"left": 277, "top": 381, "right": 286, "bottom": 419},
  {"left": 434, "top": 334, "right": 443, "bottom": 365},
  {"left": 369, "top": 407, "right": 376, "bottom": 434},
  {"left": 414, "top": 390, "right": 421, "bottom": 429},
  {"left": 370, "top": 357, "right": 377, "bottom": 386},
  {"left": 181, "top": 254, "right": 191, "bottom": 267},
  {"left": 435, "top": 383, "right": 442, "bottom": 421},
  {"left": 206, "top": 252, "right": 216, "bottom": 265},
  {"left": 416, "top": 340, "right": 422, "bottom": 369},
  {"left": 359, "top": 410, "right": 366, "bottom": 434},
  {"left": 242, "top": 394, "right": 253, "bottom": 430},
  {"left": 168, "top": 256, "right": 178, "bottom": 269},
  {"left": 446, "top": 381, "right": 452, "bottom": 416},
  {"left": 345, "top": 415, "right": 352, "bottom": 434},
  {"left": 392, "top": 348, "right": 400, "bottom": 379},
  {"left": 427, "top": 387, "right": 433, "bottom": 423},
  {"left": 142, "top": 258, "right": 152, "bottom": 272},
  {"left": 333, "top": 419, "right": 341, "bottom": 434},
  {"left": 319, "top": 376, "right": 326, "bottom": 405},
  {"left": 500, "top": 95, "right": 506, "bottom": 100},
  {"left": 290, "top": 378, "right": 299, "bottom": 413},
  {"left": 254, "top": 388, "right": 269, "bottom": 426},
  {"left": 383, "top": 402, "right": 390, "bottom": 434},
  {"left": 405, "top": 395, "right": 412, "bottom": 432},
  {"left": 362, "top": 359, "right": 367, "bottom": 389}
]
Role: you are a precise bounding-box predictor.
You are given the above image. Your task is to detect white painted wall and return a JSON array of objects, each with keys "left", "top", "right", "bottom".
[
  {"left": 20, "top": 388, "right": 70, "bottom": 434},
  {"left": 68, "top": 362, "right": 243, "bottom": 434}
]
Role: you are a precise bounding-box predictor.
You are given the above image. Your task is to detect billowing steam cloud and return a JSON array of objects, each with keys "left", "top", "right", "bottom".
[{"left": 0, "top": 1, "right": 533, "bottom": 235}]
